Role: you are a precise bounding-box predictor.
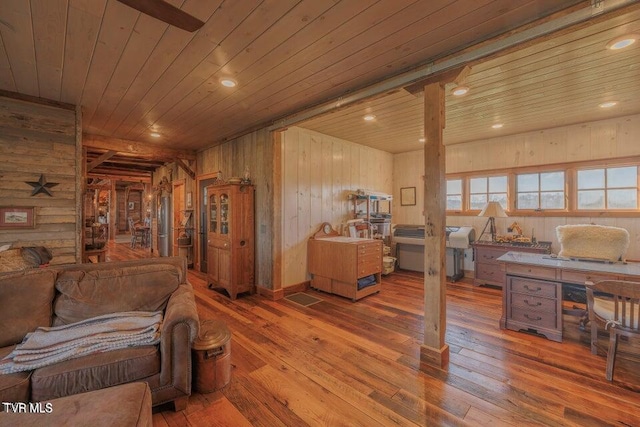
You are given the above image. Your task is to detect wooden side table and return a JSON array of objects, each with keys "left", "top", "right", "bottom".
[{"left": 83, "top": 247, "right": 106, "bottom": 263}]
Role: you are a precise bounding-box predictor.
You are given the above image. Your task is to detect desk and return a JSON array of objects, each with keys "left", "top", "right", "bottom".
[
  {"left": 498, "top": 252, "right": 640, "bottom": 342},
  {"left": 472, "top": 241, "right": 551, "bottom": 287}
]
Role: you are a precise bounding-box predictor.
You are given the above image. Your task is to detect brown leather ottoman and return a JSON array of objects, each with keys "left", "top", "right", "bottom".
[{"left": 0, "top": 382, "right": 152, "bottom": 427}]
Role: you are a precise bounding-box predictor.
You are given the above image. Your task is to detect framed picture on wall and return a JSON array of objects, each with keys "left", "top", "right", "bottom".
[
  {"left": 400, "top": 187, "right": 416, "bottom": 206},
  {"left": 128, "top": 202, "right": 135, "bottom": 210},
  {"left": 0, "top": 206, "right": 35, "bottom": 229}
]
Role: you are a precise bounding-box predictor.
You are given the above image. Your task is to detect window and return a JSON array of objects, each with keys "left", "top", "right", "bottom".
[
  {"left": 443, "top": 159, "right": 639, "bottom": 217},
  {"left": 516, "top": 171, "right": 565, "bottom": 210},
  {"left": 469, "top": 176, "right": 507, "bottom": 210},
  {"left": 577, "top": 166, "right": 638, "bottom": 210},
  {"left": 446, "top": 179, "right": 462, "bottom": 210}
]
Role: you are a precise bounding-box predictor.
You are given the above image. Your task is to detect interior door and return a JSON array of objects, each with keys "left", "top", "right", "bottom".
[
  {"left": 199, "top": 178, "right": 216, "bottom": 272},
  {"left": 172, "top": 181, "right": 185, "bottom": 256}
]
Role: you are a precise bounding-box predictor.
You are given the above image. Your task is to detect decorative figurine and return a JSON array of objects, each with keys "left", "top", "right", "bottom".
[{"left": 241, "top": 166, "right": 251, "bottom": 184}]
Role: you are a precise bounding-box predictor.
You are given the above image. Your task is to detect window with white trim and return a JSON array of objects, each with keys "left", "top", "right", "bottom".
[
  {"left": 446, "top": 179, "right": 462, "bottom": 210},
  {"left": 469, "top": 176, "right": 507, "bottom": 210},
  {"left": 516, "top": 171, "right": 565, "bottom": 210},
  {"left": 577, "top": 166, "right": 638, "bottom": 210}
]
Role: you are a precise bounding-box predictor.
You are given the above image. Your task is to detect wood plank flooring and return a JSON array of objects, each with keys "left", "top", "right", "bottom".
[{"left": 104, "top": 240, "right": 640, "bottom": 426}]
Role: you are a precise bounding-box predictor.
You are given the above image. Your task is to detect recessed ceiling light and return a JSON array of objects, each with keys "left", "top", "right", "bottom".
[
  {"left": 419, "top": 137, "right": 425, "bottom": 143},
  {"left": 150, "top": 132, "right": 161, "bottom": 138},
  {"left": 363, "top": 114, "right": 376, "bottom": 121},
  {"left": 220, "top": 78, "right": 237, "bottom": 88},
  {"left": 606, "top": 34, "right": 638, "bottom": 50},
  {"left": 492, "top": 123, "right": 503, "bottom": 129},
  {"left": 599, "top": 101, "right": 617, "bottom": 108},
  {"left": 451, "top": 85, "right": 469, "bottom": 96}
]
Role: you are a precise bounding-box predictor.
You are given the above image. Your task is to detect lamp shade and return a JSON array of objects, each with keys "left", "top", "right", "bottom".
[{"left": 478, "top": 201, "right": 507, "bottom": 218}]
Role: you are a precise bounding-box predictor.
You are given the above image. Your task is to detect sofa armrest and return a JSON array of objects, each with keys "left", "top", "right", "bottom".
[
  {"left": 162, "top": 282, "right": 199, "bottom": 342},
  {"left": 158, "top": 282, "right": 199, "bottom": 392}
]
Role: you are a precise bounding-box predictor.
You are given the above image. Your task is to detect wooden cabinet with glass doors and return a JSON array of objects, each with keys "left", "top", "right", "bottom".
[{"left": 206, "top": 183, "right": 255, "bottom": 299}]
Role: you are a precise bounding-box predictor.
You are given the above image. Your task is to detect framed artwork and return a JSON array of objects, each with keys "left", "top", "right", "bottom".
[
  {"left": 400, "top": 187, "right": 416, "bottom": 206},
  {"left": 128, "top": 202, "right": 135, "bottom": 210},
  {"left": 0, "top": 207, "right": 35, "bottom": 229},
  {"left": 186, "top": 192, "right": 193, "bottom": 208}
]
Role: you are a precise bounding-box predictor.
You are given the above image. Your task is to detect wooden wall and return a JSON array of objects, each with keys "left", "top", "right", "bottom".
[
  {"left": 281, "top": 127, "right": 393, "bottom": 287},
  {"left": 0, "top": 96, "right": 79, "bottom": 265},
  {"left": 197, "top": 129, "right": 275, "bottom": 289},
  {"left": 394, "top": 113, "right": 640, "bottom": 261}
]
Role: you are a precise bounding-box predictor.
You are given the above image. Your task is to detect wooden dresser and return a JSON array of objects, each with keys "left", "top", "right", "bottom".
[
  {"left": 472, "top": 241, "right": 551, "bottom": 287},
  {"left": 308, "top": 223, "right": 382, "bottom": 301}
]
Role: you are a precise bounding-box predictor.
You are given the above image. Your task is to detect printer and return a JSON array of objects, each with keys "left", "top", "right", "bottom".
[
  {"left": 392, "top": 225, "right": 475, "bottom": 281},
  {"left": 446, "top": 226, "right": 475, "bottom": 249}
]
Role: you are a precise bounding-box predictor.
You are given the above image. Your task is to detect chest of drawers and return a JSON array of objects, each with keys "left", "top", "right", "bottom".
[
  {"left": 308, "top": 237, "right": 382, "bottom": 301},
  {"left": 503, "top": 266, "right": 563, "bottom": 342}
]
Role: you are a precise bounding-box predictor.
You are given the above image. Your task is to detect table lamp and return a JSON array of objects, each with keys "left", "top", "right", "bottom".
[{"left": 478, "top": 201, "right": 507, "bottom": 241}]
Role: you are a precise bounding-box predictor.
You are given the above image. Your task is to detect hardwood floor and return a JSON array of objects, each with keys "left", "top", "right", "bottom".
[{"left": 105, "top": 240, "right": 640, "bottom": 426}]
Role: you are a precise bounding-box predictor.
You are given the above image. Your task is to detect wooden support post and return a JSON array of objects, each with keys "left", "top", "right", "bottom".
[
  {"left": 76, "top": 106, "right": 83, "bottom": 263},
  {"left": 420, "top": 82, "right": 449, "bottom": 368},
  {"left": 109, "top": 180, "right": 116, "bottom": 242}
]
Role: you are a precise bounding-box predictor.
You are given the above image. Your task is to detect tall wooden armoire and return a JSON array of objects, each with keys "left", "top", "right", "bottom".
[{"left": 206, "top": 183, "right": 255, "bottom": 299}]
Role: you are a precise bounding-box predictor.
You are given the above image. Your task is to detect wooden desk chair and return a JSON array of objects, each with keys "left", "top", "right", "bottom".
[
  {"left": 128, "top": 218, "right": 144, "bottom": 248},
  {"left": 586, "top": 280, "right": 640, "bottom": 381}
]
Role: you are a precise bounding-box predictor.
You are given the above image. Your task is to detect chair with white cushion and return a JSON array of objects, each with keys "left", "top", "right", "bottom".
[{"left": 586, "top": 280, "right": 640, "bottom": 381}]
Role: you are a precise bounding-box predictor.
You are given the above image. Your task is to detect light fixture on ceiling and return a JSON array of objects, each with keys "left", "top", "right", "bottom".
[
  {"left": 220, "top": 78, "right": 237, "bottom": 88},
  {"left": 492, "top": 123, "right": 503, "bottom": 129},
  {"left": 451, "top": 85, "right": 469, "bottom": 96},
  {"left": 599, "top": 101, "right": 617, "bottom": 108},
  {"left": 150, "top": 132, "right": 161, "bottom": 138},
  {"left": 606, "top": 34, "right": 638, "bottom": 50},
  {"left": 363, "top": 114, "right": 376, "bottom": 121}
]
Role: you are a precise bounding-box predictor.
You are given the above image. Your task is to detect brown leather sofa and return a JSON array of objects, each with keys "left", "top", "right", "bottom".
[{"left": 0, "top": 257, "right": 199, "bottom": 411}]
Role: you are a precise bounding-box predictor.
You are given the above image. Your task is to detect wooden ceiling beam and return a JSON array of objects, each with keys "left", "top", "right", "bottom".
[
  {"left": 403, "top": 66, "right": 470, "bottom": 96},
  {"left": 87, "top": 172, "right": 152, "bottom": 183},
  {"left": 83, "top": 133, "right": 196, "bottom": 161},
  {"left": 87, "top": 158, "right": 165, "bottom": 169},
  {"left": 87, "top": 150, "right": 117, "bottom": 172},
  {"left": 176, "top": 158, "right": 196, "bottom": 180}
]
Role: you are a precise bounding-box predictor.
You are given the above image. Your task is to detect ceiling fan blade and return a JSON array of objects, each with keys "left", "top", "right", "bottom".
[{"left": 117, "top": 0, "right": 204, "bottom": 32}]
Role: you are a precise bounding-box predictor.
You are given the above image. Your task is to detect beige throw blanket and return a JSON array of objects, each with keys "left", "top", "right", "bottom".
[{"left": 0, "top": 311, "right": 162, "bottom": 374}]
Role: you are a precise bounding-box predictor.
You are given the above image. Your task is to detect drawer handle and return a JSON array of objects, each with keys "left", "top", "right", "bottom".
[
  {"left": 524, "top": 314, "right": 542, "bottom": 321},
  {"left": 523, "top": 299, "right": 542, "bottom": 307},
  {"left": 523, "top": 285, "right": 541, "bottom": 292}
]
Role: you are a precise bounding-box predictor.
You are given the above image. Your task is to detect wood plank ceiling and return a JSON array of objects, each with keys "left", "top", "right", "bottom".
[
  {"left": 0, "top": 0, "right": 591, "bottom": 173},
  {"left": 298, "top": 4, "right": 640, "bottom": 153}
]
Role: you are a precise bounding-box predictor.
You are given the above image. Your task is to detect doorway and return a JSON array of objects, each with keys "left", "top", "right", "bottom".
[
  {"left": 172, "top": 180, "right": 185, "bottom": 257},
  {"left": 198, "top": 177, "right": 216, "bottom": 272}
]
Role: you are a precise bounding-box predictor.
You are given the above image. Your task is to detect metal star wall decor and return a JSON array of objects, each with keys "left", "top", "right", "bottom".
[{"left": 26, "top": 174, "right": 59, "bottom": 197}]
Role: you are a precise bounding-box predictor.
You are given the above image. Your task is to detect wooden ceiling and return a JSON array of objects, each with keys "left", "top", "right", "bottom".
[
  {"left": 299, "top": 5, "right": 640, "bottom": 153},
  {"left": 0, "top": 0, "right": 638, "bottom": 175}
]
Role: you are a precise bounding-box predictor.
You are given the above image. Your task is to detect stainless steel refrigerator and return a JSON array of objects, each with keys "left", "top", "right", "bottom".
[{"left": 158, "top": 195, "right": 171, "bottom": 257}]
